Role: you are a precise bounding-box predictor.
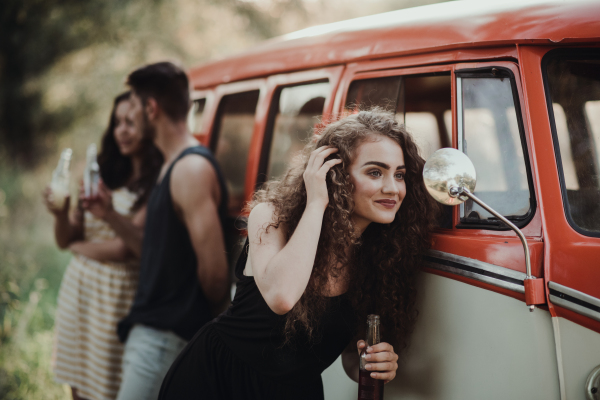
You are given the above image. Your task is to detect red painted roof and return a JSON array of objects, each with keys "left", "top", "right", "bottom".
[{"left": 189, "top": 0, "right": 600, "bottom": 89}]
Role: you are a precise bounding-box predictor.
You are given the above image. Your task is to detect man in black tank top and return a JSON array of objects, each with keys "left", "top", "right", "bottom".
[{"left": 111, "top": 62, "right": 230, "bottom": 400}]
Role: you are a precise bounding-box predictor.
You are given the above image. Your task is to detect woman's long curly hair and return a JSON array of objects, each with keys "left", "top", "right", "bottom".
[
  {"left": 97, "top": 92, "right": 163, "bottom": 211},
  {"left": 249, "top": 109, "right": 439, "bottom": 350}
]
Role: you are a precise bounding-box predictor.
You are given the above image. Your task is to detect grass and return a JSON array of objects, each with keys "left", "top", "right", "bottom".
[{"left": 0, "top": 162, "right": 74, "bottom": 399}]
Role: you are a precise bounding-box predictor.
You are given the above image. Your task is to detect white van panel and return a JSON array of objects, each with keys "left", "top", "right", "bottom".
[
  {"left": 322, "top": 272, "right": 560, "bottom": 400},
  {"left": 553, "top": 316, "right": 600, "bottom": 399}
]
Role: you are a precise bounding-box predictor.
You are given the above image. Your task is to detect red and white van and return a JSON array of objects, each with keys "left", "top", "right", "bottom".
[{"left": 187, "top": 1, "right": 600, "bottom": 398}]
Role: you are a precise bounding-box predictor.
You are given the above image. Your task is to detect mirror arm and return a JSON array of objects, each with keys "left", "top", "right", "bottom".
[{"left": 453, "top": 186, "right": 539, "bottom": 311}]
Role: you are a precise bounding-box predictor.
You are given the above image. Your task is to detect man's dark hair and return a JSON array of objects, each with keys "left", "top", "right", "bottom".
[{"left": 127, "top": 62, "right": 190, "bottom": 122}]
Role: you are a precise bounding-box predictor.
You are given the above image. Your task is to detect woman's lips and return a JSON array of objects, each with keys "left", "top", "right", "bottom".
[{"left": 375, "top": 199, "right": 397, "bottom": 209}]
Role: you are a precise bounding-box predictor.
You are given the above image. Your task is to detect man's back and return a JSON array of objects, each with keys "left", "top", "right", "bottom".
[{"left": 118, "top": 145, "right": 228, "bottom": 342}]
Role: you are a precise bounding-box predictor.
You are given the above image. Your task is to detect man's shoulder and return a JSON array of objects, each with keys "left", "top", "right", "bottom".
[
  {"left": 170, "top": 150, "right": 220, "bottom": 207},
  {"left": 171, "top": 150, "right": 217, "bottom": 182}
]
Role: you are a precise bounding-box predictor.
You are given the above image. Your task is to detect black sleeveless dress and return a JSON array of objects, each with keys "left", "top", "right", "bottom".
[{"left": 158, "top": 239, "right": 357, "bottom": 399}]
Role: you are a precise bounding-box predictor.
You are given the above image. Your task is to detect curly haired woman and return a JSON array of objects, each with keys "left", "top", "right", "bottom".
[{"left": 158, "top": 109, "right": 438, "bottom": 399}]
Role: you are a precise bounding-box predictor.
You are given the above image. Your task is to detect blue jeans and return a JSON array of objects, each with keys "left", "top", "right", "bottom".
[{"left": 116, "top": 325, "right": 187, "bottom": 400}]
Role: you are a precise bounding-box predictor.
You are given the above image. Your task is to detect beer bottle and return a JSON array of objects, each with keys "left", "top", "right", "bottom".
[
  {"left": 358, "top": 314, "right": 384, "bottom": 400},
  {"left": 50, "top": 148, "right": 72, "bottom": 210},
  {"left": 84, "top": 144, "right": 100, "bottom": 197}
]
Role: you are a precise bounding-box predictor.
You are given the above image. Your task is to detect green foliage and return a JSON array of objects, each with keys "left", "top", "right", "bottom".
[
  {"left": 0, "top": 161, "right": 72, "bottom": 398},
  {"left": 0, "top": 0, "right": 142, "bottom": 166}
]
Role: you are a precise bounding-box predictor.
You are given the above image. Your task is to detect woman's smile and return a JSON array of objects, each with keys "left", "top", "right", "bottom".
[{"left": 374, "top": 199, "right": 397, "bottom": 209}]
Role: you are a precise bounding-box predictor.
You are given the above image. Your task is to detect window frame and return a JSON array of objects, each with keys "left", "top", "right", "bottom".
[
  {"left": 542, "top": 47, "right": 600, "bottom": 238},
  {"left": 454, "top": 66, "right": 537, "bottom": 231},
  {"left": 208, "top": 79, "right": 267, "bottom": 216},
  {"left": 337, "top": 63, "right": 457, "bottom": 232},
  {"left": 190, "top": 90, "right": 214, "bottom": 136},
  {"left": 259, "top": 78, "right": 330, "bottom": 185},
  {"left": 254, "top": 67, "right": 344, "bottom": 190}
]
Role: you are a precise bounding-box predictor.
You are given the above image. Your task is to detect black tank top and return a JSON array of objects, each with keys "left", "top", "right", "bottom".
[
  {"left": 212, "top": 239, "right": 357, "bottom": 385},
  {"left": 118, "top": 146, "right": 228, "bottom": 342}
]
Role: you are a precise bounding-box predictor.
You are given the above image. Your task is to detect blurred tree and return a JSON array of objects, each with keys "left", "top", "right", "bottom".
[
  {"left": 0, "top": 0, "right": 147, "bottom": 166},
  {"left": 0, "top": 0, "right": 312, "bottom": 167}
]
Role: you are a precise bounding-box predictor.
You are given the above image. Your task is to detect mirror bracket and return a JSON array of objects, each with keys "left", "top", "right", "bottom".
[{"left": 454, "top": 186, "right": 545, "bottom": 311}]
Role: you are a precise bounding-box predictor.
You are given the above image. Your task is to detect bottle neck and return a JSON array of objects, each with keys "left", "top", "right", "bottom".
[
  {"left": 365, "top": 321, "right": 380, "bottom": 347},
  {"left": 59, "top": 158, "right": 71, "bottom": 174}
]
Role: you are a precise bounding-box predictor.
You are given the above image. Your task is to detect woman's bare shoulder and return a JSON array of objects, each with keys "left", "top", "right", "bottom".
[
  {"left": 248, "top": 202, "right": 276, "bottom": 227},
  {"left": 247, "top": 202, "right": 286, "bottom": 245}
]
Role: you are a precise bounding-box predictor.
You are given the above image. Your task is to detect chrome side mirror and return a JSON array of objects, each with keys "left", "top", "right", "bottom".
[{"left": 423, "top": 148, "right": 544, "bottom": 312}]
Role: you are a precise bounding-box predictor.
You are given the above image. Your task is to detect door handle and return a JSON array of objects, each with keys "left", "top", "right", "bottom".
[{"left": 586, "top": 365, "right": 600, "bottom": 400}]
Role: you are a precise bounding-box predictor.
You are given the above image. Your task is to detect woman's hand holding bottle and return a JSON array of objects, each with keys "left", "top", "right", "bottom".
[
  {"left": 43, "top": 186, "right": 70, "bottom": 216},
  {"left": 303, "top": 146, "right": 342, "bottom": 212},
  {"left": 81, "top": 180, "right": 114, "bottom": 220},
  {"left": 356, "top": 340, "right": 399, "bottom": 384}
]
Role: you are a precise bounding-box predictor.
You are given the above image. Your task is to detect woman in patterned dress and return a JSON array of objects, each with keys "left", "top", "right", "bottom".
[{"left": 43, "top": 92, "right": 162, "bottom": 400}]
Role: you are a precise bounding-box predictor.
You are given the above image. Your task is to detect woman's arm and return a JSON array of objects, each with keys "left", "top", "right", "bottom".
[
  {"left": 248, "top": 146, "right": 342, "bottom": 315},
  {"left": 341, "top": 337, "right": 399, "bottom": 384},
  {"left": 69, "top": 239, "right": 132, "bottom": 263},
  {"left": 43, "top": 186, "right": 84, "bottom": 249},
  {"left": 342, "top": 338, "right": 361, "bottom": 383},
  {"left": 83, "top": 181, "right": 146, "bottom": 257}
]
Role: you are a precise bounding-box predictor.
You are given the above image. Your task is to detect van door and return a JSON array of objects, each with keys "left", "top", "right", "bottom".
[
  {"left": 321, "top": 60, "right": 560, "bottom": 400},
  {"left": 521, "top": 46, "right": 600, "bottom": 399}
]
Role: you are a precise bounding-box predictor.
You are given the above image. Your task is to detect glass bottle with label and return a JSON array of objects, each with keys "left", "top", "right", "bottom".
[
  {"left": 50, "top": 148, "right": 73, "bottom": 210},
  {"left": 84, "top": 144, "right": 100, "bottom": 197},
  {"left": 358, "top": 314, "right": 384, "bottom": 400}
]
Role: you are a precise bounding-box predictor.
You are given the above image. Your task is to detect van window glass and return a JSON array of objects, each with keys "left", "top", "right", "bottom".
[
  {"left": 345, "top": 75, "right": 451, "bottom": 159},
  {"left": 459, "top": 75, "right": 531, "bottom": 225},
  {"left": 552, "top": 104, "right": 579, "bottom": 190},
  {"left": 266, "top": 81, "right": 330, "bottom": 180},
  {"left": 213, "top": 90, "right": 260, "bottom": 214},
  {"left": 545, "top": 54, "right": 600, "bottom": 234},
  {"left": 190, "top": 98, "right": 206, "bottom": 134},
  {"left": 345, "top": 73, "right": 452, "bottom": 228}
]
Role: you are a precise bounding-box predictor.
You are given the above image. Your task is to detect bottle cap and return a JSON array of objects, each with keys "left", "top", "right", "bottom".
[
  {"left": 367, "top": 314, "right": 380, "bottom": 324},
  {"left": 61, "top": 148, "right": 73, "bottom": 160}
]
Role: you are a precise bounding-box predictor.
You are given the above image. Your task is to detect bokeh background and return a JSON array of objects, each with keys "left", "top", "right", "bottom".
[{"left": 0, "top": 0, "right": 448, "bottom": 398}]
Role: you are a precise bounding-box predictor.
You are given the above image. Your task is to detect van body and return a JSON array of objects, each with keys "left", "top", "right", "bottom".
[{"left": 187, "top": 1, "right": 600, "bottom": 398}]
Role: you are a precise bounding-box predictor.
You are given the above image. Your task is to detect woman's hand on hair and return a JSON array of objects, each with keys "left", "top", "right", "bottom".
[
  {"left": 356, "top": 340, "right": 399, "bottom": 384},
  {"left": 303, "top": 146, "right": 342, "bottom": 211},
  {"left": 81, "top": 180, "right": 114, "bottom": 220}
]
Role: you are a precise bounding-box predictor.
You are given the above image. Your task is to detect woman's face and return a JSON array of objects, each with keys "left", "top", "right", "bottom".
[
  {"left": 113, "top": 100, "right": 143, "bottom": 157},
  {"left": 348, "top": 134, "right": 407, "bottom": 233}
]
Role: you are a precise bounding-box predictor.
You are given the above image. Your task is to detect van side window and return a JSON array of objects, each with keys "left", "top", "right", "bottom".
[
  {"left": 545, "top": 52, "right": 600, "bottom": 235},
  {"left": 263, "top": 81, "right": 330, "bottom": 181},
  {"left": 457, "top": 69, "right": 533, "bottom": 228},
  {"left": 212, "top": 90, "right": 260, "bottom": 215},
  {"left": 344, "top": 73, "right": 453, "bottom": 228},
  {"left": 344, "top": 74, "right": 451, "bottom": 160},
  {"left": 190, "top": 98, "right": 206, "bottom": 134}
]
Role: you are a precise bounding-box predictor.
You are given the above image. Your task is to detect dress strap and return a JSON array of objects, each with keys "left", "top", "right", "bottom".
[{"left": 234, "top": 238, "right": 250, "bottom": 280}]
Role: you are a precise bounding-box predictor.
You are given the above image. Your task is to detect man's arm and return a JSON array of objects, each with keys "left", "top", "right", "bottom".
[
  {"left": 170, "top": 155, "right": 229, "bottom": 315},
  {"left": 69, "top": 239, "right": 133, "bottom": 263}
]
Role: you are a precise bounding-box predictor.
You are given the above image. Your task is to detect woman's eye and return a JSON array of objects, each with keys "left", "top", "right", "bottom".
[
  {"left": 395, "top": 172, "right": 405, "bottom": 180},
  {"left": 368, "top": 170, "right": 382, "bottom": 178}
]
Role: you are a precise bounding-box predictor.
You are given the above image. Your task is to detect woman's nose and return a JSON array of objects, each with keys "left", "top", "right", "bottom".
[{"left": 382, "top": 176, "right": 400, "bottom": 194}]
